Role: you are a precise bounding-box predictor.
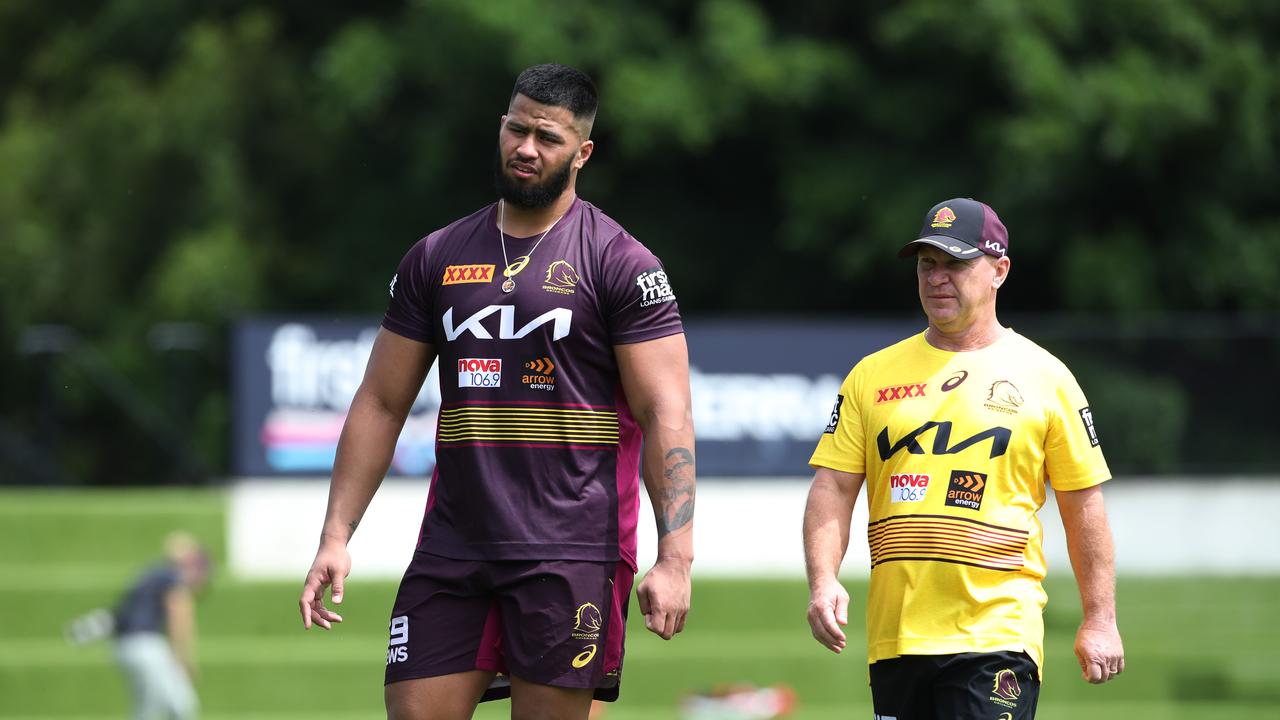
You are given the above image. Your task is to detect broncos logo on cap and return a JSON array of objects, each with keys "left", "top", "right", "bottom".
[{"left": 931, "top": 207, "right": 958, "bottom": 228}]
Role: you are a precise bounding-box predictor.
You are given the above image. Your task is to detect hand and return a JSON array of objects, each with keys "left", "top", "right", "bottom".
[
  {"left": 1075, "top": 621, "right": 1124, "bottom": 684},
  {"left": 636, "top": 557, "right": 691, "bottom": 640},
  {"left": 299, "top": 539, "right": 350, "bottom": 630},
  {"left": 807, "top": 576, "right": 849, "bottom": 653}
]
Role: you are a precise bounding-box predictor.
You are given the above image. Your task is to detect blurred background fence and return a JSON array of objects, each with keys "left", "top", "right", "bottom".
[{"left": 4, "top": 314, "right": 1276, "bottom": 484}]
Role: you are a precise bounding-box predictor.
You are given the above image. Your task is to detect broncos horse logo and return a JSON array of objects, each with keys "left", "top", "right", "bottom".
[
  {"left": 573, "top": 602, "right": 603, "bottom": 635},
  {"left": 545, "top": 260, "right": 580, "bottom": 289},
  {"left": 987, "top": 380, "right": 1024, "bottom": 408},
  {"left": 992, "top": 668, "right": 1022, "bottom": 701}
]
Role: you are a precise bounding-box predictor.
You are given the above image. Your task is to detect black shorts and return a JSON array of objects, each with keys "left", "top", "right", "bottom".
[
  {"left": 384, "top": 551, "right": 633, "bottom": 702},
  {"left": 869, "top": 651, "right": 1040, "bottom": 720}
]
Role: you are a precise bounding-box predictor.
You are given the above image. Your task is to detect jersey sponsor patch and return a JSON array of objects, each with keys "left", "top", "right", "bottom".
[
  {"left": 877, "top": 421, "right": 1012, "bottom": 461},
  {"left": 443, "top": 305, "right": 573, "bottom": 342},
  {"left": 1079, "top": 406, "right": 1100, "bottom": 447},
  {"left": 945, "top": 470, "right": 987, "bottom": 510},
  {"left": 889, "top": 473, "right": 930, "bottom": 503},
  {"left": 824, "top": 395, "right": 843, "bottom": 433},
  {"left": 875, "top": 382, "right": 927, "bottom": 404},
  {"left": 457, "top": 358, "right": 501, "bottom": 388},
  {"left": 636, "top": 267, "right": 675, "bottom": 307},
  {"left": 443, "top": 264, "right": 496, "bottom": 285},
  {"left": 387, "top": 615, "right": 409, "bottom": 665},
  {"left": 523, "top": 357, "right": 557, "bottom": 391}
]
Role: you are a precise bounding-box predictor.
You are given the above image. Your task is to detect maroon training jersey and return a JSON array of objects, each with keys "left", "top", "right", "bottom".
[{"left": 382, "top": 198, "right": 683, "bottom": 571}]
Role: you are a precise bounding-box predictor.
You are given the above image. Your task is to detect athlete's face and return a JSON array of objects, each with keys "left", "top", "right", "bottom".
[
  {"left": 494, "top": 94, "right": 593, "bottom": 209},
  {"left": 916, "top": 246, "right": 1010, "bottom": 331}
]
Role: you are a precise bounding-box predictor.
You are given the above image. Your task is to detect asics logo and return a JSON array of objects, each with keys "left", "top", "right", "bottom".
[{"left": 572, "top": 644, "right": 597, "bottom": 668}]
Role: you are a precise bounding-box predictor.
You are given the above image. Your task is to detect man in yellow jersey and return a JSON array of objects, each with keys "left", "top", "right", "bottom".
[{"left": 802, "top": 198, "right": 1124, "bottom": 719}]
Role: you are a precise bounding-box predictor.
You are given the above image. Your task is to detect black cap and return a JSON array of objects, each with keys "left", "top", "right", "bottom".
[{"left": 898, "top": 198, "right": 1009, "bottom": 260}]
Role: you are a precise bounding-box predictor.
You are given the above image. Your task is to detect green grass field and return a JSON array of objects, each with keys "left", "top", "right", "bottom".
[{"left": 2, "top": 488, "right": 1278, "bottom": 719}]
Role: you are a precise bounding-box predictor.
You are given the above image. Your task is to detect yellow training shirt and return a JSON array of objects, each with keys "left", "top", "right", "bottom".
[{"left": 809, "top": 330, "right": 1110, "bottom": 673}]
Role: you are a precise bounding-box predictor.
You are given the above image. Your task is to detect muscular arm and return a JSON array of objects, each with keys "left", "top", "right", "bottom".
[
  {"left": 803, "top": 466, "right": 864, "bottom": 653},
  {"left": 615, "top": 333, "right": 694, "bottom": 640},
  {"left": 1055, "top": 484, "right": 1124, "bottom": 684},
  {"left": 299, "top": 328, "right": 436, "bottom": 629}
]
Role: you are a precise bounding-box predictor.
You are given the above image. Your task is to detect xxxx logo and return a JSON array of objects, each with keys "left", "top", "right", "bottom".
[
  {"left": 876, "top": 383, "right": 927, "bottom": 404},
  {"left": 442, "top": 264, "right": 495, "bottom": 285}
]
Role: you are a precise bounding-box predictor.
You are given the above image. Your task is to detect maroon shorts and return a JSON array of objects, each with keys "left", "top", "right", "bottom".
[{"left": 384, "top": 551, "right": 633, "bottom": 702}]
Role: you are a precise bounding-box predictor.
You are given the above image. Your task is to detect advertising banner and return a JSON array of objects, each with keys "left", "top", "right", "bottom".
[{"left": 233, "top": 318, "right": 917, "bottom": 477}]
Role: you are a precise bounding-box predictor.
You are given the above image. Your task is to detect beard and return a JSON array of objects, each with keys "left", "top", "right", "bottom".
[{"left": 493, "top": 147, "right": 575, "bottom": 209}]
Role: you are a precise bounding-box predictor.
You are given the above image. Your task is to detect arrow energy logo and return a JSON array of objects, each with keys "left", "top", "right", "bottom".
[
  {"left": 945, "top": 470, "right": 987, "bottom": 510},
  {"left": 523, "top": 357, "right": 557, "bottom": 391}
]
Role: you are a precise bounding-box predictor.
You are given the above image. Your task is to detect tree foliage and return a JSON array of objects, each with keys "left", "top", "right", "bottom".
[{"left": 1, "top": 0, "right": 1276, "bottom": 482}]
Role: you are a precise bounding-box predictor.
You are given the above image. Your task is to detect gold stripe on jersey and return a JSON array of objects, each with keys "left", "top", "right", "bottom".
[
  {"left": 437, "top": 405, "right": 619, "bottom": 445},
  {"left": 868, "top": 514, "right": 1029, "bottom": 572}
]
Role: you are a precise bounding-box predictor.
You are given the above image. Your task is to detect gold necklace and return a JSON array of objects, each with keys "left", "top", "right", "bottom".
[{"left": 498, "top": 200, "right": 567, "bottom": 293}]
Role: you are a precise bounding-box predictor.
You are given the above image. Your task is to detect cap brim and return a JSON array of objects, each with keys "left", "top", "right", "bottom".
[{"left": 897, "top": 236, "right": 985, "bottom": 259}]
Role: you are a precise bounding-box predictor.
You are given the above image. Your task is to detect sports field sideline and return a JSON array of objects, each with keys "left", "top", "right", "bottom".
[{"left": 1, "top": 488, "right": 1278, "bottom": 719}]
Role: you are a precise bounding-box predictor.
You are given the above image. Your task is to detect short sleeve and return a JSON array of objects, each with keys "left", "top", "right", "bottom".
[
  {"left": 809, "top": 366, "right": 866, "bottom": 474},
  {"left": 1043, "top": 365, "right": 1111, "bottom": 490},
  {"left": 600, "top": 232, "right": 684, "bottom": 345},
  {"left": 381, "top": 237, "right": 435, "bottom": 343}
]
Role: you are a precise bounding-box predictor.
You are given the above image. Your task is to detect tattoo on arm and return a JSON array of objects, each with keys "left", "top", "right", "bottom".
[
  {"left": 347, "top": 520, "right": 359, "bottom": 535},
  {"left": 657, "top": 447, "right": 695, "bottom": 538}
]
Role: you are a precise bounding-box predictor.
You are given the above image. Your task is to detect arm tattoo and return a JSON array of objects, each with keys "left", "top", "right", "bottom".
[
  {"left": 347, "top": 520, "right": 359, "bottom": 534},
  {"left": 657, "top": 447, "right": 695, "bottom": 538}
]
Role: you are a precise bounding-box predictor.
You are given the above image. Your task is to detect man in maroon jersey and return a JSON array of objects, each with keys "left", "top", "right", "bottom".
[{"left": 298, "top": 64, "right": 695, "bottom": 720}]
